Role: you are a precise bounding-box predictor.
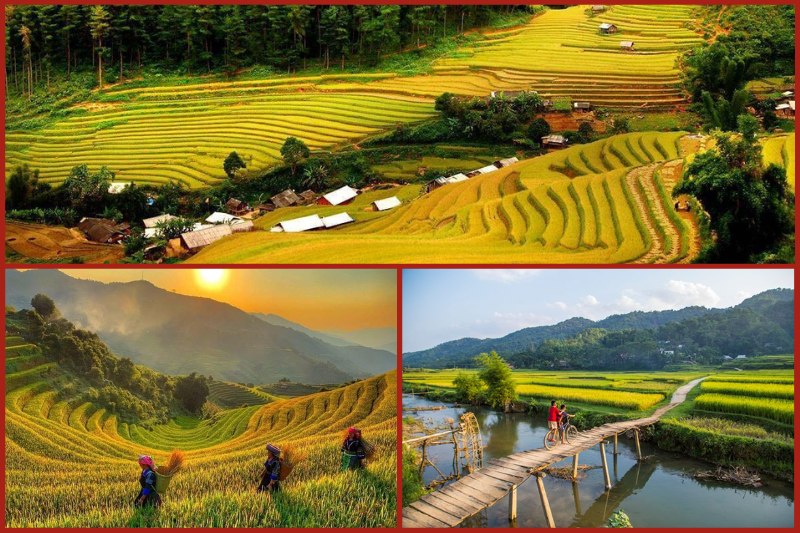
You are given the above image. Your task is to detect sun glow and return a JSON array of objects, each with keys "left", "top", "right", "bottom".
[{"left": 195, "top": 269, "right": 229, "bottom": 291}]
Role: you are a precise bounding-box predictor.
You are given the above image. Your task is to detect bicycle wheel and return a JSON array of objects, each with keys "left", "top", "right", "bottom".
[
  {"left": 565, "top": 425, "right": 579, "bottom": 444},
  {"left": 544, "top": 429, "right": 557, "bottom": 450}
]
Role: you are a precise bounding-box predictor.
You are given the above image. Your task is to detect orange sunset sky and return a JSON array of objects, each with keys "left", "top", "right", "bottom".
[{"left": 62, "top": 269, "right": 396, "bottom": 331}]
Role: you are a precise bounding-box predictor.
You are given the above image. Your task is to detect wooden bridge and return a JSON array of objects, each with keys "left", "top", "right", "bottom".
[{"left": 402, "top": 377, "right": 706, "bottom": 528}]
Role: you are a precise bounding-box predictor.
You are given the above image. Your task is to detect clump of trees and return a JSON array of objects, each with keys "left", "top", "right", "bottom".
[
  {"left": 6, "top": 296, "right": 211, "bottom": 422},
  {"left": 674, "top": 115, "right": 794, "bottom": 262},
  {"left": 453, "top": 351, "right": 517, "bottom": 412},
  {"left": 435, "top": 91, "right": 544, "bottom": 142}
]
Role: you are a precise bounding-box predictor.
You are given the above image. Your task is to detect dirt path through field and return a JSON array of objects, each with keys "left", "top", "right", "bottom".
[
  {"left": 6, "top": 221, "right": 124, "bottom": 263},
  {"left": 627, "top": 164, "right": 667, "bottom": 263},
  {"left": 659, "top": 159, "right": 702, "bottom": 262}
]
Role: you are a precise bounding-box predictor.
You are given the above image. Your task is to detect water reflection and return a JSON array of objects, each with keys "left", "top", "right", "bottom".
[{"left": 404, "top": 394, "right": 794, "bottom": 528}]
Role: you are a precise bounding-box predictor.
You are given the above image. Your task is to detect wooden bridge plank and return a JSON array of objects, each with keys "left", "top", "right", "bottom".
[
  {"left": 439, "top": 482, "right": 497, "bottom": 508},
  {"left": 425, "top": 489, "right": 483, "bottom": 515},
  {"left": 457, "top": 475, "right": 509, "bottom": 499},
  {"left": 409, "top": 499, "right": 463, "bottom": 526},
  {"left": 480, "top": 467, "right": 526, "bottom": 485},
  {"left": 402, "top": 508, "right": 450, "bottom": 529},
  {"left": 486, "top": 458, "right": 534, "bottom": 475}
]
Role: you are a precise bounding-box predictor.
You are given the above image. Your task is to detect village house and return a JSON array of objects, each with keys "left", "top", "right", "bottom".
[
  {"left": 775, "top": 100, "right": 795, "bottom": 117},
  {"left": 225, "top": 198, "right": 249, "bottom": 216},
  {"left": 599, "top": 23, "right": 618, "bottom": 34},
  {"left": 426, "top": 173, "right": 469, "bottom": 193},
  {"left": 297, "top": 189, "right": 317, "bottom": 205},
  {"left": 270, "top": 189, "right": 301, "bottom": 208},
  {"left": 107, "top": 182, "right": 133, "bottom": 194},
  {"left": 541, "top": 134, "right": 568, "bottom": 148},
  {"left": 620, "top": 40, "right": 635, "bottom": 51},
  {"left": 373, "top": 196, "right": 402, "bottom": 211},
  {"left": 271, "top": 214, "right": 325, "bottom": 233},
  {"left": 78, "top": 217, "right": 129, "bottom": 244},
  {"left": 494, "top": 157, "right": 519, "bottom": 168},
  {"left": 321, "top": 212, "right": 354, "bottom": 229},
  {"left": 205, "top": 211, "right": 243, "bottom": 225},
  {"left": 180, "top": 224, "right": 233, "bottom": 252},
  {"left": 318, "top": 185, "right": 359, "bottom": 206},
  {"left": 143, "top": 214, "right": 178, "bottom": 228},
  {"left": 573, "top": 101, "right": 593, "bottom": 112},
  {"left": 592, "top": 5, "right": 607, "bottom": 13}
]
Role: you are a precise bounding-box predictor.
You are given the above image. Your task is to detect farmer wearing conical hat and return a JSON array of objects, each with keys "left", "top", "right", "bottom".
[
  {"left": 257, "top": 443, "right": 282, "bottom": 493},
  {"left": 134, "top": 455, "right": 162, "bottom": 508},
  {"left": 341, "top": 427, "right": 366, "bottom": 471}
]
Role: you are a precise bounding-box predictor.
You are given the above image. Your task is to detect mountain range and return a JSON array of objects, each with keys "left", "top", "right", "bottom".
[
  {"left": 6, "top": 270, "right": 395, "bottom": 384},
  {"left": 404, "top": 289, "right": 794, "bottom": 368}
]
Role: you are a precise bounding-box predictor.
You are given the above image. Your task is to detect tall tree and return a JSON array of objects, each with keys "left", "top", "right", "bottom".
[{"left": 89, "top": 5, "right": 111, "bottom": 88}]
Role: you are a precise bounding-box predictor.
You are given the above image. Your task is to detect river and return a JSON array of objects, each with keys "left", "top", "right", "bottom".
[{"left": 403, "top": 394, "right": 794, "bottom": 528}]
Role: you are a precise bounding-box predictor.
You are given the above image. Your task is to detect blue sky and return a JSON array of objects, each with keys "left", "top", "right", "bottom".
[{"left": 403, "top": 269, "right": 794, "bottom": 352}]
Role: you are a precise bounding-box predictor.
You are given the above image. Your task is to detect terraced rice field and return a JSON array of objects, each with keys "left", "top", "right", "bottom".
[
  {"left": 403, "top": 369, "right": 705, "bottom": 413},
  {"left": 5, "top": 334, "right": 397, "bottom": 527},
  {"left": 191, "top": 132, "right": 699, "bottom": 264},
  {"left": 207, "top": 381, "right": 276, "bottom": 408},
  {"left": 5, "top": 92, "right": 434, "bottom": 189},
  {"left": 344, "top": 5, "right": 702, "bottom": 108},
  {"left": 691, "top": 370, "right": 795, "bottom": 427},
  {"left": 5, "top": 6, "right": 704, "bottom": 191},
  {"left": 762, "top": 133, "right": 795, "bottom": 190}
]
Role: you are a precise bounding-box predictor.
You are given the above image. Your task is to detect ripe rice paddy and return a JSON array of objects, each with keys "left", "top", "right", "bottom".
[
  {"left": 762, "top": 133, "right": 795, "bottom": 190},
  {"left": 190, "top": 132, "right": 700, "bottom": 264},
  {"left": 5, "top": 333, "right": 398, "bottom": 527}
]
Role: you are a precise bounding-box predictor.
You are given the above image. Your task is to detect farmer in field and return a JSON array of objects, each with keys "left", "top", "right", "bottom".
[
  {"left": 257, "top": 443, "right": 282, "bottom": 493},
  {"left": 341, "top": 427, "right": 367, "bottom": 470},
  {"left": 558, "top": 404, "right": 575, "bottom": 444},
  {"left": 547, "top": 400, "right": 559, "bottom": 443},
  {"left": 134, "top": 455, "right": 162, "bottom": 508}
]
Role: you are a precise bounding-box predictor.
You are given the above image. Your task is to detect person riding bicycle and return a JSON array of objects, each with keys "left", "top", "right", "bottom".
[
  {"left": 547, "top": 400, "right": 559, "bottom": 443},
  {"left": 558, "top": 404, "right": 575, "bottom": 444}
]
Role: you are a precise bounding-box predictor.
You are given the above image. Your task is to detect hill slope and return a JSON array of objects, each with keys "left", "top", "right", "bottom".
[
  {"left": 6, "top": 270, "right": 395, "bottom": 384},
  {"left": 5, "top": 329, "right": 397, "bottom": 527}
]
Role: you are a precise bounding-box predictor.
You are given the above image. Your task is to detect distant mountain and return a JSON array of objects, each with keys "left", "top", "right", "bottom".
[
  {"left": 6, "top": 270, "right": 395, "bottom": 384},
  {"left": 404, "top": 291, "right": 793, "bottom": 368},
  {"left": 254, "top": 313, "right": 397, "bottom": 354}
]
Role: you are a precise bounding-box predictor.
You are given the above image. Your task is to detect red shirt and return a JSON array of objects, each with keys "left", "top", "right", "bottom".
[{"left": 548, "top": 405, "right": 559, "bottom": 422}]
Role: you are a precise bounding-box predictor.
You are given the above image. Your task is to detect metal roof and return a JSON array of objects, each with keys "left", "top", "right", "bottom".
[
  {"left": 180, "top": 224, "right": 233, "bottom": 249},
  {"left": 108, "top": 182, "right": 133, "bottom": 194},
  {"left": 274, "top": 214, "right": 325, "bottom": 233},
  {"left": 205, "top": 212, "right": 242, "bottom": 224},
  {"left": 373, "top": 196, "right": 402, "bottom": 211},
  {"left": 322, "top": 185, "right": 359, "bottom": 206},
  {"left": 475, "top": 164, "right": 500, "bottom": 175},
  {"left": 143, "top": 214, "right": 178, "bottom": 228},
  {"left": 599, "top": 23, "right": 616, "bottom": 29},
  {"left": 321, "top": 212, "right": 355, "bottom": 228},
  {"left": 230, "top": 220, "right": 254, "bottom": 233},
  {"left": 542, "top": 134, "right": 567, "bottom": 144},
  {"left": 620, "top": 41, "right": 635, "bottom": 48},
  {"left": 495, "top": 157, "right": 519, "bottom": 167}
]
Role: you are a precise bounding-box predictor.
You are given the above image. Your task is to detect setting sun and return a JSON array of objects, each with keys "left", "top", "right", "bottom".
[{"left": 195, "top": 269, "right": 229, "bottom": 290}]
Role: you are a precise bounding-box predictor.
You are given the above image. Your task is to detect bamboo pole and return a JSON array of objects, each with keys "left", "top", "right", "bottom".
[
  {"left": 634, "top": 429, "right": 642, "bottom": 461},
  {"left": 613, "top": 433, "right": 618, "bottom": 455},
  {"left": 508, "top": 484, "right": 517, "bottom": 522},
  {"left": 535, "top": 473, "right": 556, "bottom": 528},
  {"left": 600, "top": 441, "right": 612, "bottom": 490},
  {"left": 572, "top": 478, "right": 582, "bottom": 516},
  {"left": 572, "top": 453, "right": 579, "bottom": 481}
]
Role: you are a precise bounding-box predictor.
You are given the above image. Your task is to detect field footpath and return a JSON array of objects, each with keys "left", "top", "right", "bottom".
[{"left": 402, "top": 376, "right": 707, "bottom": 528}]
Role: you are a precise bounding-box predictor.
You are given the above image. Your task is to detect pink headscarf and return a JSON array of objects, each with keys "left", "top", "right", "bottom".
[{"left": 138, "top": 455, "right": 155, "bottom": 468}]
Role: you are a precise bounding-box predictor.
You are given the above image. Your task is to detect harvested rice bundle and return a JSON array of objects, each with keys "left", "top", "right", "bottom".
[{"left": 155, "top": 450, "right": 185, "bottom": 493}]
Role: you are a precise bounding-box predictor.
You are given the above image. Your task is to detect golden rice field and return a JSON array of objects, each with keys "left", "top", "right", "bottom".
[
  {"left": 5, "top": 5, "right": 704, "bottom": 191},
  {"left": 334, "top": 5, "right": 702, "bottom": 108},
  {"left": 5, "top": 334, "right": 397, "bottom": 527},
  {"left": 190, "top": 132, "right": 699, "bottom": 264},
  {"left": 402, "top": 369, "right": 708, "bottom": 412},
  {"left": 762, "top": 133, "right": 795, "bottom": 190}
]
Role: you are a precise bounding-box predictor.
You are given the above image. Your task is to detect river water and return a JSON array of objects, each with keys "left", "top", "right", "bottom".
[{"left": 403, "top": 394, "right": 794, "bottom": 528}]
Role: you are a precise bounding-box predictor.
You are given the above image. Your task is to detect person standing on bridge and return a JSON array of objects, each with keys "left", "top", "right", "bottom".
[
  {"left": 257, "top": 443, "right": 282, "bottom": 493},
  {"left": 134, "top": 455, "right": 162, "bottom": 508},
  {"left": 559, "top": 404, "right": 575, "bottom": 444},
  {"left": 547, "top": 400, "right": 560, "bottom": 444}
]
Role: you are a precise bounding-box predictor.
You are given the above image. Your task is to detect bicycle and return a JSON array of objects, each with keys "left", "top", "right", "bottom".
[{"left": 544, "top": 421, "right": 579, "bottom": 450}]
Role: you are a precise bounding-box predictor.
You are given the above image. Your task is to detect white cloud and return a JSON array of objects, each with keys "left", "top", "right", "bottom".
[
  {"left": 550, "top": 301, "right": 568, "bottom": 310},
  {"left": 471, "top": 269, "right": 542, "bottom": 283}
]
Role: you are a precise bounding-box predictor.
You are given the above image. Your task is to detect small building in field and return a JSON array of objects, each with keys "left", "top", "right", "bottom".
[
  {"left": 230, "top": 220, "right": 254, "bottom": 233},
  {"left": 490, "top": 90, "right": 533, "bottom": 99},
  {"left": 736, "top": 354, "right": 748, "bottom": 359},
  {"left": 270, "top": 214, "right": 325, "bottom": 233},
  {"left": 319, "top": 185, "right": 359, "bottom": 206},
  {"left": 270, "top": 189, "right": 301, "bottom": 208},
  {"left": 599, "top": 23, "right": 618, "bottom": 34},
  {"left": 541, "top": 134, "right": 568, "bottom": 148},
  {"left": 573, "top": 101, "right": 593, "bottom": 111},
  {"left": 180, "top": 224, "right": 233, "bottom": 251},
  {"left": 321, "top": 212, "right": 354, "bottom": 229},
  {"left": 592, "top": 5, "right": 608, "bottom": 13},
  {"left": 723, "top": 355, "right": 733, "bottom": 360},
  {"left": 108, "top": 182, "right": 133, "bottom": 194},
  {"left": 620, "top": 41, "right": 635, "bottom": 51},
  {"left": 494, "top": 157, "right": 519, "bottom": 168},
  {"left": 225, "top": 198, "right": 248, "bottom": 215},
  {"left": 78, "top": 217, "right": 129, "bottom": 244},
  {"left": 775, "top": 101, "right": 795, "bottom": 117},
  {"left": 297, "top": 190, "right": 317, "bottom": 205},
  {"left": 373, "top": 196, "right": 402, "bottom": 211},
  {"left": 143, "top": 214, "right": 178, "bottom": 228},
  {"left": 542, "top": 99, "right": 554, "bottom": 110},
  {"left": 205, "top": 211, "right": 242, "bottom": 225},
  {"left": 426, "top": 173, "right": 470, "bottom": 193}
]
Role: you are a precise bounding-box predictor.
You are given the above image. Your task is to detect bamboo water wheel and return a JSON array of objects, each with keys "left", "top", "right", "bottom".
[{"left": 457, "top": 412, "right": 484, "bottom": 474}]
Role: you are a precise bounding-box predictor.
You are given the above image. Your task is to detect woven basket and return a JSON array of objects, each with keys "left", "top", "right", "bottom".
[
  {"left": 155, "top": 467, "right": 173, "bottom": 493},
  {"left": 278, "top": 459, "right": 294, "bottom": 481},
  {"left": 363, "top": 439, "right": 377, "bottom": 460}
]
